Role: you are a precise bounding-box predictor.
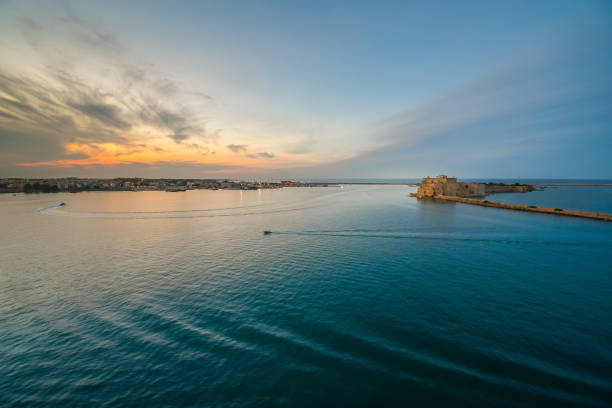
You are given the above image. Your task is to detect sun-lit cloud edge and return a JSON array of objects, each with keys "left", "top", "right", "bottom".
[{"left": 1, "top": 8, "right": 351, "bottom": 176}]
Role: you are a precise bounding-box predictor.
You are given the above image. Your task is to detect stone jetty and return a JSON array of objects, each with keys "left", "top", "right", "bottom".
[{"left": 437, "top": 195, "right": 612, "bottom": 222}]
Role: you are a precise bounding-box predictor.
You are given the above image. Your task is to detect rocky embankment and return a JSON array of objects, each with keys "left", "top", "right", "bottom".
[{"left": 437, "top": 195, "right": 612, "bottom": 222}]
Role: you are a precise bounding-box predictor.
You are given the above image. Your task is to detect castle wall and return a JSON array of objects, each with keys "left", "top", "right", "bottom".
[{"left": 416, "top": 176, "right": 529, "bottom": 198}]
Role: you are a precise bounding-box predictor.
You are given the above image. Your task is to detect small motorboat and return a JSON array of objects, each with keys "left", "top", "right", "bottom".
[
  {"left": 263, "top": 231, "right": 272, "bottom": 235},
  {"left": 59, "top": 202, "right": 66, "bottom": 206}
]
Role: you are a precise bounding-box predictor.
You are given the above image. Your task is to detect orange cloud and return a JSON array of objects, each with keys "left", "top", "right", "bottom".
[{"left": 15, "top": 140, "right": 296, "bottom": 171}]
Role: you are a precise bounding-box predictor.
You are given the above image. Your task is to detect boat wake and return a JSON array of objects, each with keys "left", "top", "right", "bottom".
[
  {"left": 38, "top": 203, "right": 67, "bottom": 213},
  {"left": 37, "top": 203, "right": 325, "bottom": 219},
  {"left": 261, "top": 229, "right": 590, "bottom": 246}
]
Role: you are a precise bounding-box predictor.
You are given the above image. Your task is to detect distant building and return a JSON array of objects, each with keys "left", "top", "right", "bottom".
[{"left": 416, "top": 175, "right": 484, "bottom": 198}]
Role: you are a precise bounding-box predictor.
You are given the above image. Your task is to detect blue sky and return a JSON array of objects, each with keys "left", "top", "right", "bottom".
[{"left": 0, "top": 0, "right": 611, "bottom": 178}]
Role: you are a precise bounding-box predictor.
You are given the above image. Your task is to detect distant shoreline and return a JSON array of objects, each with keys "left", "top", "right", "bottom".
[{"left": 2, "top": 180, "right": 612, "bottom": 194}]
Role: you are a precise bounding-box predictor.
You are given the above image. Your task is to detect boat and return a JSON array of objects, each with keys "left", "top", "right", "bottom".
[
  {"left": 59, "top": 202, "right": 66, "bottom": 206},
  {"left": 263, "top": 231, "right": 272, "bottom": 235}
]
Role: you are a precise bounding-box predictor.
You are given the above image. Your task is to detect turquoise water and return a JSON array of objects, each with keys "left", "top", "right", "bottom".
[{"left": 0, "top": 185, "right": 611, "bottom": 407}]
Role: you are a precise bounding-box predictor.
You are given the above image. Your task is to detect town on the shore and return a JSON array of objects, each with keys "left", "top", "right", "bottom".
[{"left": 0, "top": 178, "right": 337, "bottom": 194}]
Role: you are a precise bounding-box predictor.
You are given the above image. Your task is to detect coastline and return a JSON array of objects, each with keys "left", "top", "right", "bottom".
[{"left": 413, "top": 175, "right": 612, "bottom": 222}]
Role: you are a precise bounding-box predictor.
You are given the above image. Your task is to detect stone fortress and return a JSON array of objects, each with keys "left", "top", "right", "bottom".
[{"left": 415, "top": 175, "right": 533, "bottom": 198}]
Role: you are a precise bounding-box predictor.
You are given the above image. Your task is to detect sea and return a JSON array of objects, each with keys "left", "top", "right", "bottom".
[{"left": 0, "top": 184, "right": 611, "bottom": 407}]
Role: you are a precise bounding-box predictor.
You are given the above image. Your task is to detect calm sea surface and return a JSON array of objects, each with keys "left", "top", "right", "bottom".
[{"left": 1, "top": 185, "right": 611, "bottom": 407}]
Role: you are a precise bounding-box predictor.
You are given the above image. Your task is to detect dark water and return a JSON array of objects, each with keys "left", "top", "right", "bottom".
[{"left": 1, "top": 185, "right": 611, "bottom": 407}]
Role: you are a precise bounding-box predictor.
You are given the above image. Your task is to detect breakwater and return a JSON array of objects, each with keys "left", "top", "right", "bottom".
[{"left": 436, "top": 195, "right": 612, "bottom": 222}]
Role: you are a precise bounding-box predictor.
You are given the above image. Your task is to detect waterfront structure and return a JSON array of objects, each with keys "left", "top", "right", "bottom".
[
  {"left": 415, "top": 175, "right": 532, "bottom": 198},
  {"left": 416, "top": 175, "right": 485, "bottom": 198}
]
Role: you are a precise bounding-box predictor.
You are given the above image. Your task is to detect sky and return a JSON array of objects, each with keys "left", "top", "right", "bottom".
[{"left": 0, "top": 0, "right": 611, "bottom": 179}]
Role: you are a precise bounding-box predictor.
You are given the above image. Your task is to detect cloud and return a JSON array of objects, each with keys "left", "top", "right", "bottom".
[
  {"left": 1, "top": 159, "right": 245, "bottom": 179},
  {"left": 284, "top": 137, "right": 315, "bottom": 154},
  {"left": 0, "top": 128, "right": 88, "bottom": 163},
  {"left": 247, "top": 152, "right": 275, "bottom": 159},
  {"left": 0, "top": 9, "right": 228, "bottom": 172},
  {"left": 266, "top": 39, "right": 612, "bottom": 179},
  {"left": 0, "top": 109, "right": 19, "bottom": 120},
  {"left": 68, "top": 102, "right": 131, "bottom": 131},
  {"left": 168, "top": 131, "right": 189, "bottom": 143},
  {"left": 226, "top": 143, "right": 275, "bottom": 158},
  {"left": 5, "top": 10, "right": 216, "bottom": 145},
  {"left": 226, "top": 144, "right": 248, "bottom": 153}
]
